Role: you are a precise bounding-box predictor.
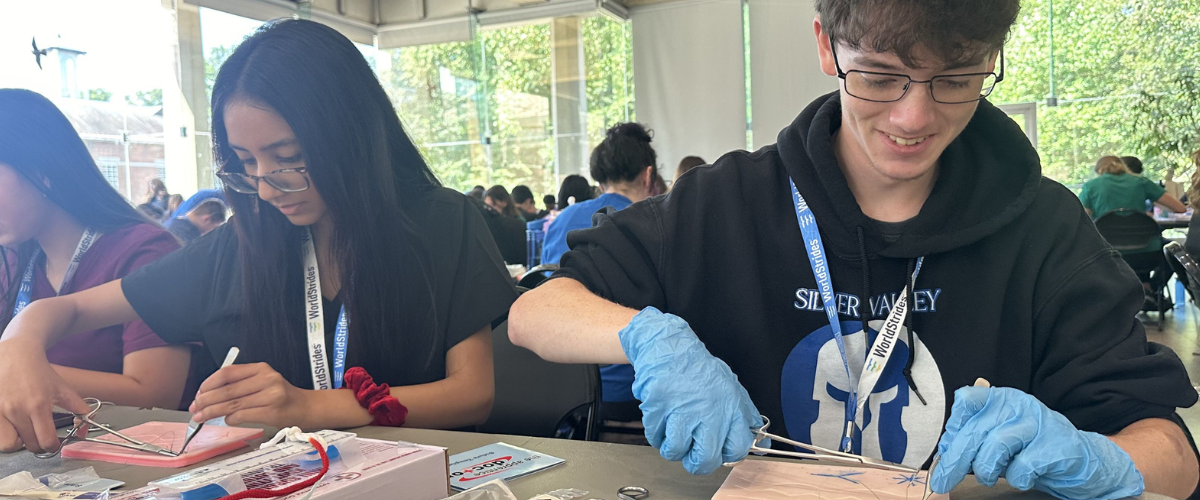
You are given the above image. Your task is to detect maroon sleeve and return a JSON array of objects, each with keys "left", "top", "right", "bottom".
[{"left": 111, "top": 225, "right": 183, "bottom": 356}]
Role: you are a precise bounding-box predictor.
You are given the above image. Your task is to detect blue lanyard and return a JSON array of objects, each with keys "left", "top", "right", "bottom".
[
  {"left": 332, "top": 307, "right": 348, "bottom": 389},
  {"left": 13, "top": 257, "right": 38, "bottom": 317},
  {"left": 789, "top": 179, "right": 922, "bottom": 452},
  {"left": 13, "top": 228, "right": 99, "bottom": 317},
  {"left": 301, "top": 228, "right": 349, "bottom": 390}
]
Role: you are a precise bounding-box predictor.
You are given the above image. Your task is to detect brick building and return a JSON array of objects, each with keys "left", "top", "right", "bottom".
[{"left": 54, "top": 99, "right": 167, "bottom": 203}]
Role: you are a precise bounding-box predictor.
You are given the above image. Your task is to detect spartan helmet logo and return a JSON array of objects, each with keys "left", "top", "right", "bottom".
[{"left": 781, "top": 320, "right": 945, "bottom": 469}]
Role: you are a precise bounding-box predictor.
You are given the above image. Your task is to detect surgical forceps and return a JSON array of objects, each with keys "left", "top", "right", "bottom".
[
  {"left": 723, "top": 416, "right": 919, "bottom": 473},
  {"left": 34, "top": 398, "right": 179, "bottom": 459}
]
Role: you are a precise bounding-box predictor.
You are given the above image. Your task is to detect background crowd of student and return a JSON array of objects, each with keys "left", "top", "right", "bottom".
[{"left": 462, "top": 150, "right": 706, "bottom": 268}]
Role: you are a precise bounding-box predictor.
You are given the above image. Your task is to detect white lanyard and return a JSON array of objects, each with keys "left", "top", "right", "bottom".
[
  {"left": 789, "top": 179, "right": 921, "bottom": 453},
  {"left": 301, "top": 228, "right": 349, "bottom": 391},
  {"left": 13, "top": 228, "right": 100, "bottom": 316}
]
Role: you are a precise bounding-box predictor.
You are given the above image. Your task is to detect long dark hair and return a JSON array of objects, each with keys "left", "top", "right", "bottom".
[
  {"left": 556, "top": 175, "right": 594, "bottom": 210},
  {"left": 211, "top": 19, "right": 443, "bottom": 387},
  {"left": 0, "top": 89, "right": 150, "bottom": 328},
  {"left": 485, "top": 185, "right": 518, "bottom": 218}
]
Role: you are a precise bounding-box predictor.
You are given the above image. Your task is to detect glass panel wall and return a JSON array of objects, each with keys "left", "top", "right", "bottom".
[
  {"left": 379, "top": 14, "right": 634, "bottom": 201},
  {"left": 992, "top": 0, "right": 1200, "bottom": 186}
]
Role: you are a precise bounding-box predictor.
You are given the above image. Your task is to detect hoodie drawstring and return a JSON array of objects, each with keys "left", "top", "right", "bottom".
[
  {"left": 857, "top": 227, "right": 926, "bottom": 406},
  {"left": 902, "top": 257, "right": 927, "bottom": 405},
  {"left": 856, "top": 227, "right": 871, "bottom": 346}
]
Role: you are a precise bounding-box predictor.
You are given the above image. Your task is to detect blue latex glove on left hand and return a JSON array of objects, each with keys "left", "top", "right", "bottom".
[
  {"left": 930, "top": 385, "right": 1143, "bottom": 500},
  {"left": 619, "top": 307, "right": 764, "bottom": 475}
]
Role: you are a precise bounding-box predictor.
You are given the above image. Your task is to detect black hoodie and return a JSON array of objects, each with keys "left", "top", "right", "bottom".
[{"left": 555, "top": 92, "right": 1197, "bottom": 469}]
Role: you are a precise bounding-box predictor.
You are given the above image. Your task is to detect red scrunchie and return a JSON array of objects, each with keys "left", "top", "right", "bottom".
[{"left": 344, "top": 367, "right": 407, "bottom": 427}]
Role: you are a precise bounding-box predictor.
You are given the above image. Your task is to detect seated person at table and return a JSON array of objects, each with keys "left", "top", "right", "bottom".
[
  {"left": 165, "top": 198, "right": 228, "bottom": 245},
  {"left": 1079, "top": 155, "right": 1186, "bottom": 218},
  {"left": 139, "top": 178, "right": 171, "bottom": 222},
  {"left": 674, "top": 156, "right": 707, "bottom": 184},
  {"left": 0, "top": 89, "right": 191, "bottom": 411},
  {"left": 1183, "top": 149, "right": 1200, "bottom": 261},
  {"left": 169, "top": 188, "right": 227, "bottom": 219},
  {"left": 1122, "top": 155, "right": 1145, "bottom": 176},
  {"left": 485, "top": 185, "right": 521, "bottom": 219},
  {"left": 542, "top": 123, "right": 658, "bottom": 422},
  {"left": 556, "top": 175, "right": 595, "bottom": 210},
  {"left": 0, "top": 19, "right": 516, "bottom": 455},
  {"left": 512, "top": 185, "right": 546, "bottom": 222},
  {"left": 508, "top": 1, "right": 1199, "bottom": 499},
  {"left": 542, "top": 123, "right": 657, "bottom": 267},
  {"left": 468, "top": 195, "right": 528, "bottom": 266}
]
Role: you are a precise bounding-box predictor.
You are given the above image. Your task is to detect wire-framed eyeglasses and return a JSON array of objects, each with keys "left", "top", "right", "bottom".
[
  {"left": 217, "top": 165, "right": 311, "bottom": 194},
  {"left": 830, "top": 37, "right": 1004, "bottom": 104}
]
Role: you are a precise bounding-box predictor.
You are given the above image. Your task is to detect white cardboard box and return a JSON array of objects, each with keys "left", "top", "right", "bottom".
[
  {"left": 287, "top": 439, "right": 448, "bottom": 500},
  {"left": 115, "top": 439, "right": 448, "bottom": 500}
]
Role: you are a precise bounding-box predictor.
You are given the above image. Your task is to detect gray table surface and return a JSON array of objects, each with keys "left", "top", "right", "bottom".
[{"left": 0, "top": 406, "right": 1170, "bottom": 500}]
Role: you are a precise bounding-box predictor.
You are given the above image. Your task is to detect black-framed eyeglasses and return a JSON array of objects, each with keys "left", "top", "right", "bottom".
[
  {"left": 217, "top": 166, "right": 311, "bottom": 194},
  {"left": 829, "top": 37, "right": 1004, "bottom": 104}
]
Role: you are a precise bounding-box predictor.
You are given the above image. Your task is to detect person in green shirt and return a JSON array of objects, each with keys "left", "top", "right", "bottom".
[{"left": 1079, "top": 155, "right": 1186, "bottom": 218}]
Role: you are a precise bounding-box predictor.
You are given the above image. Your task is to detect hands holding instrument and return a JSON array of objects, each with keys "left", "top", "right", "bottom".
[{"left": 930, "top": 380, "right": 1143, "bottom": 500}]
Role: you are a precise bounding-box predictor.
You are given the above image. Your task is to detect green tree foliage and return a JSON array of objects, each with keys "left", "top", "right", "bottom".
[
  {"left": 582, "top": 16, "right": 635, "bottom": 152},
  {"left": 126, "top": 89, "right": 163, "bottom": 107},
  {"left": 992, "top": 0, "right": 1200, "bottom": 184},
  {"left": 381, "top": 16, "right": 634, "bottom": 197},
  {"left": 205, "top": 45, "right": 235, "bottom": 103},
  {"left": 200, "top": 17, "right": 633, "bottom": 197},
  {"left": 87, "top": 88, "right": 112, "bottom": 102}
]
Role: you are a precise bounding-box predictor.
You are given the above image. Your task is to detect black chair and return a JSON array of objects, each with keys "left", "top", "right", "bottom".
[
  {"left": 478, "top": 320, "right": 601, "bottom": 440},
  {"left": 1094, "top": 209, "right": 1170, "bottom": 329},
  {"left": 1166, "top": 241, "right": 1200, "bottom": 304}
]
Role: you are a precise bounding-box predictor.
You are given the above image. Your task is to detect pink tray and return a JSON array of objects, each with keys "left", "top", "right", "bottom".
[{"left": 62, "top": 421, "right": 263, "bottom": 468}]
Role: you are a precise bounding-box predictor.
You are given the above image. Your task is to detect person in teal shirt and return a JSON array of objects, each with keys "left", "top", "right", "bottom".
[{"left": 1079, "top": 155, "right": 1186, "bottom": 218}]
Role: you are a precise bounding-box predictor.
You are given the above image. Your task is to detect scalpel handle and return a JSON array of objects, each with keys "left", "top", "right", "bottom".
[{"left": 924, "top": 378, "right": 991, "bottom": 500}]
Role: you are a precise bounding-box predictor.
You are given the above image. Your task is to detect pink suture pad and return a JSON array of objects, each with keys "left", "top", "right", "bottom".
[
  {"left": 61, "top": 421, "right": 263, "bottom": 467},
  {"left": 713, "top": 460, "right": 951, "bottom": 500}
]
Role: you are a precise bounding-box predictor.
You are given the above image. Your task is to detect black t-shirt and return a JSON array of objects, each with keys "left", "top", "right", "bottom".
[
  {"left": 164, "top": 217, "right": 201, "bottom": 245},
  {"left": 467, "top": 197, "right": 527, "bottom": 265},
  {"left": 122, "top": 187, "right": 518, "bottom": 389}
]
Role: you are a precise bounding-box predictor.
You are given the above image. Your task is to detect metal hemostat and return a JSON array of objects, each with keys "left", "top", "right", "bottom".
[
  {"left": 723, "top": 416, "right": 919, "bottom": 473},
  {"left": 34, "top": 398, "right": 179, "bottom": 459}
]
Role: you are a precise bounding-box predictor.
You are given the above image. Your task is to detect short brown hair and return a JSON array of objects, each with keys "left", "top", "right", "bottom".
[
  {"left": 675, "top": 156, "right": 707, "bottom": 181},
  {"left": 1094, "top": 156, "right": 1129, "bottom": 176},
  {"left": 192, "top": 198, "right": 227, "bottom": 223},
  {"left": 816, "top": 0, "right": 1020, "bottom": 68}
]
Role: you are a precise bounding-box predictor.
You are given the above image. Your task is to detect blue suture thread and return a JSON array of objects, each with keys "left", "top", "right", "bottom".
[{"left": 813, "top": 471, "right": 864, "bottom": 484}]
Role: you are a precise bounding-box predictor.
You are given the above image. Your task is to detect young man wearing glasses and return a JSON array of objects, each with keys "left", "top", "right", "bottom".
[{"left": 509, "top": 1, "right": 1199, "bottom": 498}]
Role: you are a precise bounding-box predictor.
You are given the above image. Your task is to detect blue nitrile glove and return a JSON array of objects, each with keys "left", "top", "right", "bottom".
[
  {"left": 619, "top": 307, "right": 764, "bottom": 475},
  {"left": 930, "top": 385, "right": 1144, "bottom": 500}
]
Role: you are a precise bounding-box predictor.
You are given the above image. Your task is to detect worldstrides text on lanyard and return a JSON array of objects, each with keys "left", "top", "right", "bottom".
[
  {"left": 13, "top": 228, "right": 100, "bottom": 316},
  {"left": 789, "top": 179, "right": 922, "bottom": 453},
  {"left": 301, "top": 228, "right": 349, "bottom": 391}
]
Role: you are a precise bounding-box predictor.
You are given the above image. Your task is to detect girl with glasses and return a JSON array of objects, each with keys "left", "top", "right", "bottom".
[
  {"left": 0, "top": 19, "right": 516, "bottom": 454},
  {"left": 0, "top": 89, "right": 194, "bottom": 416}
]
